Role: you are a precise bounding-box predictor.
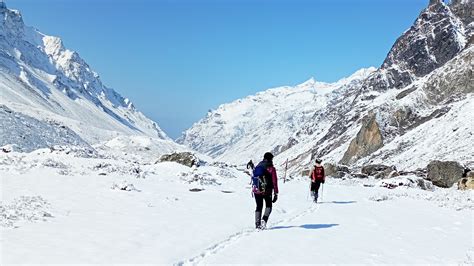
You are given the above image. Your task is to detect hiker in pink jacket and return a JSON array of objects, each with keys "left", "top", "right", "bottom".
[{"left": 252, "top": 152, "right": 279, "bottom": 229}]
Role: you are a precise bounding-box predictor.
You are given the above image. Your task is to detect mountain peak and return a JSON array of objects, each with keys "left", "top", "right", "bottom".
[
  {"left": 0, "top": 3, "right": 25, "bottom": 37},
  {"left": 297, "top": 77, "right": 316, "bottom": 88},
  {"left": 0, "top": 2, "right": 170, "bottom": 143}
]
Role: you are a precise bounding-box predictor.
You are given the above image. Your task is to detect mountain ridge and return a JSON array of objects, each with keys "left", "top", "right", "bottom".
[{"left": 0, "top": 2, "right": 171, "bottom": 151}]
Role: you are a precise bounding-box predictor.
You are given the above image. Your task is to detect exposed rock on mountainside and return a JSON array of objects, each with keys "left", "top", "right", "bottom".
[
  {"left": 363, "top": 0, "right": 467, "bottom": 92},
  {"left": 340, "top": 114, "right": 384, "bottom": 165}
]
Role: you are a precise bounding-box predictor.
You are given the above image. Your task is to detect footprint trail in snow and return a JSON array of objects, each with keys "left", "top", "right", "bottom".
[{"left": 176, "top": 203, "right": 320, "bottom": 265}]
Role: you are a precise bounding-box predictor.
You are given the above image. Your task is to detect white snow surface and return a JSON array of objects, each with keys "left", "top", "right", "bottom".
[
  {"left": 0, "top": 4, "right": 169, "bottom": 147},
  {"left": 0, "top": 150, "right": 472, "bottom": 264}
]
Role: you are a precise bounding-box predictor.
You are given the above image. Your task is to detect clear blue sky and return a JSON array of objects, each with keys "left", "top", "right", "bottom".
[{"left": 8, "top": 0, "right": 428, "bottom": 139}]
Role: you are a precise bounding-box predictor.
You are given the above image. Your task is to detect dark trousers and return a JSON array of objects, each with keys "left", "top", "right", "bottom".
[
  {"left": 311, "top": 181, "right": 322, "bottom": 202},
  {"left": 254, "top": 193, "right": 273, "bottom": 226},
  {"left": 255, "top": 193, "right": 272, "bottom": 212}
]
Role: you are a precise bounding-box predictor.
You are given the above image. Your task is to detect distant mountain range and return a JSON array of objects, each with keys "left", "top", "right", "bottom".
[{"left": 1, "top": 0, "right": 472, "bottom": 170}]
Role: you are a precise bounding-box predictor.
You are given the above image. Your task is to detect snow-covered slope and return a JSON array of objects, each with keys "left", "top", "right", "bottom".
[
  {"left": 0, "top": 2, "right": 169, "bottom": 149},
  {"left": 178, "top": 68, "right": 376, "bottom": 163},
  {"left": 0, "top": 105, "right": 93, "bottom": 153},
  {"left": 179, "top": 0, "right": 473, "bottom": 172}
]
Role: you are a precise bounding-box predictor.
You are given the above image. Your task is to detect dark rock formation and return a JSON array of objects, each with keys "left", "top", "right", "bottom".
[
  {"left": 351, "top": 173, "right": 369, "bottom": 179},
  {"left": 324, "top": 163, "right": 350, "bottom": 178},
  {"left": 426, "top": 160, "right": 464, "bottom": 187},
  {"left": 361, "top": 164, "right": 397, "bottom": 179},
  {"left": 362, "top": 1, "right": 467, "bottom": 92}
]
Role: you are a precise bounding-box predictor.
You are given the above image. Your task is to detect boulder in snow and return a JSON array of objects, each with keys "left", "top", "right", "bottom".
[
  {"left": 361, "top": 164, "right": 397, "bottom": 179},
  {"left": 457, "top": 174, "right": 474, "bottom": 190},
  {"left": 158, "top": 152, "right": 200, "bottom": 167},
  {"left": 324, "top": 163, "right": 350, "bottom": 178},
  {"left": 426, "top": 160, "right": 464, "bottom": 188},
  {"left": 1, "top": 144, "right": 13, "bottom": 153},
  {"left": 377, "top": 176, "right": 434, "bottom": 191},
  {"left": 351, "top": 173, "right": 369, "bottom": 179}
]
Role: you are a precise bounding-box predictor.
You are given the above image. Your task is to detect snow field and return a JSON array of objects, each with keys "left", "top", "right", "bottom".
[{"left": 1, "top": 151, "right": 472, "bottom": 264}]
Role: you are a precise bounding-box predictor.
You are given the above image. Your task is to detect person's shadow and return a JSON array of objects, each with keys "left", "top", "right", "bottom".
[
  {"left": 318, "top": 201, "right": 357, "bottom": 204},
  {"left": 270, "top": 223, "right": 339, "bottom": 230}
]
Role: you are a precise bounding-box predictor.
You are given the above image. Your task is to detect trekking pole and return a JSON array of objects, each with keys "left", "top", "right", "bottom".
[
  {"left": 321, "top": 183, "right": 324, "bottom": 203},
  {"left": 283, "top": 159, "right": 288, "bottom": 183},
  {"left": 307, "top": 179, "right": 311, "bottom": 201}
]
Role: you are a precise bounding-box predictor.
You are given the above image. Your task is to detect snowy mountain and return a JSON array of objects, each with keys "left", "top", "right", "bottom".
[
  {"left": 2, "top": 1, "right": 474, "bottom": 264},
  {"left": 177, "top": 68, "right": 376, "bottom": 163},
  {"left": 0, "top": 2, "right": 170, "bottom": 151},
  {"left": 179, "top": 0, "right": 473, "bottom": 173}
]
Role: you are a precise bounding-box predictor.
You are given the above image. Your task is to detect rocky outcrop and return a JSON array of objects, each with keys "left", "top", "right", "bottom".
[
  {"left": 457, "top": 174, "right": 474, "bottom": 190},
  {"left": 420, "top": 47, "right": 474, "bottom": 104},
  {"left": 360, "top": 0, "right": 468, "bottom": 93},
  {"left": 158, "top": 152, "right": 200, "bottom": 167},
  {"left": 377, "top": 175, "right": 434, "bottom": 191},
  {"left": 361, "top": 164, "right": 398, "bottom": 179},
  {"left": 300, "top": 169, "right": 310, "bottom": 177},
  {"left": 450, "top": 0, "right": 474, "bottom": 43},
  {"left": 351, "top": 173, "right": 369, "bottom": 179},
  {"left": 340, "top": 114, "right": 383, "bottom": 165},
  {"left": 426, "top": 160, "right": 464, "bottom": 188},
  {"left": 324, "top": 163, "right": 350, "bottom": 178},
  {"left": 399, "top": 168, "right": 427, "bottom": 178}
]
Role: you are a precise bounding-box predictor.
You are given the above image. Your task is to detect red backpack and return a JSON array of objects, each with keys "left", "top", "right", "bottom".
[{"left": 312, "top": 166, "right": 325, "bottom": 181}]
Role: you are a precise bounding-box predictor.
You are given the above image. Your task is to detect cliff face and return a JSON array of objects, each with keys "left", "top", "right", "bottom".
[
  {"left": 340, "top": 114, "right": 383, "bottom": 165},
  {"left": 362, "top": 0, "right": 468, "bottom": 92}
]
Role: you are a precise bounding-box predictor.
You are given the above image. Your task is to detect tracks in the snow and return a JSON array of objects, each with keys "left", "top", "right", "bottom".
[{"left": 175, "top": 203, "right": 319, "bottom": 265}]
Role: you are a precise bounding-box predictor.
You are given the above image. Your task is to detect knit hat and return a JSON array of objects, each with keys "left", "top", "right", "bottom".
[{"left": 263, "top": 152, "right": 274, "bottom": 161}]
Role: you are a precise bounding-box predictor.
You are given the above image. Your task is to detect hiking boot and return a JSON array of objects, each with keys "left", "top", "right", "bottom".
[
  {"left": 255, "top": 211, "right": 262, "bottom": 228},
  {"left": 259, "top": 220, "right": 266, "bottom": 230}
]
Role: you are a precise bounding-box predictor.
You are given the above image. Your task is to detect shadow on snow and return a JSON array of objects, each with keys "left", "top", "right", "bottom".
[
  {"left": 319, "top": 201, "right": 357, "bottom": 204},
  {"left": 270, "top": 223, "right": 339, "bottom": 230}
]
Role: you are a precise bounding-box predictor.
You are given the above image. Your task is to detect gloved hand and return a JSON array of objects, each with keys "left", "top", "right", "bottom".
[
  {"left": 272, "top": 194, "right": 278, "bottom": 203},
  {"left": 322, "top": 180, "right": 325, "bottom": 184}
]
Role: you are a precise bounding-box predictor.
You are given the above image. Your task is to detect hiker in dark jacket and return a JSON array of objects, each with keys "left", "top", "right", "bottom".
[
  {"left": 309, "top": 159, "right": 325, "bottom": 203},
  {"left": 252, "top": 152, "right": 279, "bottom": 229}
]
